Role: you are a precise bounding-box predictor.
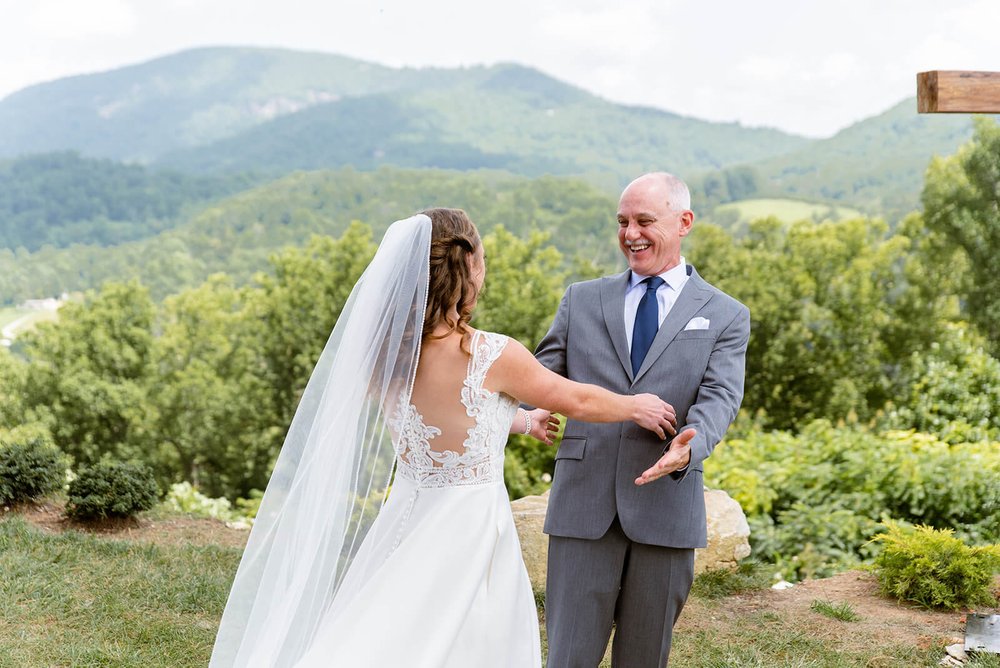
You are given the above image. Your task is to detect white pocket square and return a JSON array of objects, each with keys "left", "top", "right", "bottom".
[{"left": 683, "top": 317, "right": 710, "bottom": 331}]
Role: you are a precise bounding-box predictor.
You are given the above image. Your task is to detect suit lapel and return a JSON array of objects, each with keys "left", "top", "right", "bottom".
[
  {"left": 600, "top": 271, "right": 633, "bottom": 382},
  {"left": 634, "top": 266, "right": 713, "bottom": 384}
]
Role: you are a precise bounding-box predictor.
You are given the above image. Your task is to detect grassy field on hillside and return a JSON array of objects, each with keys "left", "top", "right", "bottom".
[
  {"left": 710, "top": 198, "right": 865, "bottom": 228},
  {"left": 0, "top": 308, "right": 58, "bottom": 340},
  {"left": 4, "top": 504, "right": 996, "bottom": 667},
  {"left": 0, "top": 307, "right": 30, "bottom": 329}
]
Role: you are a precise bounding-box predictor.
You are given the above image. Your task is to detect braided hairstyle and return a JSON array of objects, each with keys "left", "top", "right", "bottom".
[{"left": 421, "top": 208, "right": 482, "bottom": 351}]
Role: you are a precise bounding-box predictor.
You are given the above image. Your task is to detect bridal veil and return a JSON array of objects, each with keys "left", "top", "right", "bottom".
[{"left": 210, "top": 215, "right": 431, "bottom": 667}]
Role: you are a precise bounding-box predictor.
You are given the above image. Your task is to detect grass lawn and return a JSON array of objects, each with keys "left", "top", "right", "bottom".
[
  {"left": 711, "top": 198, "right": 865, "bottom": 226},
  {"left": 2, "top": 508, "right": 997, "bottom": 667},
  {"left": 0, "top": 516, "right": 239, "bottom": 668}
]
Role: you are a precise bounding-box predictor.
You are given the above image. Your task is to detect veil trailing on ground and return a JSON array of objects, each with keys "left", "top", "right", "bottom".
[{"left": 210, "top": 215, "right": 431, "bottom": 667}]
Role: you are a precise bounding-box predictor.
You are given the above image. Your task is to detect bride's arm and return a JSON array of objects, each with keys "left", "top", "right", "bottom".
[{"left": 490, "top": 339, "right": 676, "bottom": 440}]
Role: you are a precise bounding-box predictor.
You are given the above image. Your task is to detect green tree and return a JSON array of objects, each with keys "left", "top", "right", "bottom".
[
  {"left": 149, "top": 275, "right": 275, "bottom": 497},
  {"left": 922, "top": 117, "right": 1000, "bottom": 353},
  {"left": 251, "top": 223, "right": 378, "bottom": 432},
  {"left": 475, "top": 226, "right": 566, "bottom": 348},
  {"left": 687, "top": 216, "right": 949, "bottom": 428},
  {"left": 0, "top": 349, "right": 26, "bottom": 429},
  {"left": 880, "top": 323, "right": 1000, "bottom": 443},
  {"left": 20, "top": 282, "right": 156, "bottom": 466}
]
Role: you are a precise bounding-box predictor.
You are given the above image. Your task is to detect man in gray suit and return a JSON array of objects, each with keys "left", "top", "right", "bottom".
[{"left": 537, "top": 172, "right": 750, "bottom": 667}]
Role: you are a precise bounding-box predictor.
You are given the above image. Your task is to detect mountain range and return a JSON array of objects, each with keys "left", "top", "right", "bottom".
[{"left": 0, "top": 46, "right": 992, "bottom": 304}]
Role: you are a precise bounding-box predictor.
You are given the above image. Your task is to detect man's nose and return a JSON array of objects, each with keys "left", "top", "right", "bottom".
[{"left": 623, "top": 221, "right": 642, "bottom": 239}]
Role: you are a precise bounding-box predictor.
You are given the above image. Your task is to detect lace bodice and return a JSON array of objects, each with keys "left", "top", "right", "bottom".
[{"left": 389, "top": 331, "right": 518, "bottom": 488}]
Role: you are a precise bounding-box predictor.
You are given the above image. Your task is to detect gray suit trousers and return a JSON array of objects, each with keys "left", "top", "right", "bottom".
[{"left": 545, "top": 517, "right": 694, "bottom": 668}]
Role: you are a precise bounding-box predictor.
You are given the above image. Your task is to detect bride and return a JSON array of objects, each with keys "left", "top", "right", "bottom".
[{"left": 210, "top": 209, "right": 677, "bottom": 667}]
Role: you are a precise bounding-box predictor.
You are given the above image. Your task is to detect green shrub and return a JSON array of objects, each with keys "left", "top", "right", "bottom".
[
  {"left": 869, "top": 521, "right": 1000, "bottom": 610},
  {"left": 504, "top": 433, "right": 556, "bottom": 500},
  {"left": 234, "top": 489, "right": 264, "bottom": 519},
  {"left": 0, "top": 434, "right": 67, "bottom": 505},
  {"left": 705, "top": 420, "right": 1000, "bottom": 579},
  {"left": 65, "top": 460, "right": 158, "bottom": 520},
  {"left": 163, "top": 481, "right": 235, "bottom": 520}
]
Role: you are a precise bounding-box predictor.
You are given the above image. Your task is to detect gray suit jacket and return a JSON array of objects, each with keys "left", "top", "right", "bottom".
[{"left": 536, "top": 265, "right": 750, "bottom": 548}]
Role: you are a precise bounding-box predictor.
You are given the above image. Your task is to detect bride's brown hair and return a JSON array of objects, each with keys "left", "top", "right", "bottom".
[{"left": 421, "top": 208, "right": 481, "bottom": 350}]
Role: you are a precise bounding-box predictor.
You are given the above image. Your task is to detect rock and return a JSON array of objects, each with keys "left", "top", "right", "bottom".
[
  {"left": 944, "top": 643, "right": 968, "bottom": 662},
  {"left": 771, "top": 580, "right": 794, "bottom": 590},
  {"left": 511, "top": 487, "right": 753, "bottom": 593},
  {"left": 511, "top": 490, "right": 550, "bottom": 593},
  {"left": 694, "top": 488, "right": 752, "bottom": 575}
]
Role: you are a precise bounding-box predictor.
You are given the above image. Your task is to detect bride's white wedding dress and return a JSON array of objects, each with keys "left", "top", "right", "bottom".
[{"left": 294, "top": 330, "right": 542, "bottom": 667}]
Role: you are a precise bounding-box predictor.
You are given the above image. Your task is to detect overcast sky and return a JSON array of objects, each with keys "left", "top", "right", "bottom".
[{"left": 1, "top": 0, "right": 997, "bottom": 137}]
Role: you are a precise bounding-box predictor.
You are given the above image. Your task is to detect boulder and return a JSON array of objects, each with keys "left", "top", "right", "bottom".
[
  {"left": 511, "top": 487, "right": 751, "bottom": 592},
  {"left": 694, "top": 487, "right": 752, "bottom": 575},
  {"left": 510, "top": 489, "right": 550, "bottom": 592}
]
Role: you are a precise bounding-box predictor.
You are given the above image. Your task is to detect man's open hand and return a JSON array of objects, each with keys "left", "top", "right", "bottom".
[{"left": 634, "top": 428, "right": 697, "bottom": 486}]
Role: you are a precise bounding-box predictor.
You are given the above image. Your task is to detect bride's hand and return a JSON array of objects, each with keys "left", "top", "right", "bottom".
[
  {"left": 520, "top": 408, "right": 561, "bottom": 445},
  {"left": 630, "top": 394, "right": 677, "bottom": 440}
]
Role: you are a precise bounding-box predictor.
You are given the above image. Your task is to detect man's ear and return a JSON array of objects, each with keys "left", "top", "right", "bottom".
[{"left": 678, "top": 210, "right": 695, "bottom": 237}]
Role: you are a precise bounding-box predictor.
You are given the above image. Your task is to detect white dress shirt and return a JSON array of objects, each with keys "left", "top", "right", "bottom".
[{"left": 624, "top": 258, "right": 689, "bottom": 352}]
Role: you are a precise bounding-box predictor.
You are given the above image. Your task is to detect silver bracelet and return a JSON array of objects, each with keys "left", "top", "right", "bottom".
[{"left": 521, "top": 409, "right": 532, "bottom": 435}]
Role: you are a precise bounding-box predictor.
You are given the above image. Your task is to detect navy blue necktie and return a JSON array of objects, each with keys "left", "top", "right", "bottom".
[{"left": 631, "top": 276, "right": 665, "bottom": 376}]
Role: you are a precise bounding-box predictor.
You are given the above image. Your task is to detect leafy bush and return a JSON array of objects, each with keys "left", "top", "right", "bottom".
[
  {"left": 705, "top": 420, "right": 1000, "bottom": 578},
  {"left": 234, "top": 489, "right": 263, "bottom": 519},
  {"left": 869, "top": 521, "right": 1000, "bottom": 610},
  {"left": 65, "top": 460, "right": 158, "bottom": 520},
  {"left": 162, "top": 481, "right": 260, "bottom": 522},
  {"left": 0, "top": 434, "right": 67, "bottom": 505},
  {"left": 504, "top": 434, "right": 555, "bottom": 500},
  {"left": 163, "top": 481, "right": 235, "bottom": 520}
]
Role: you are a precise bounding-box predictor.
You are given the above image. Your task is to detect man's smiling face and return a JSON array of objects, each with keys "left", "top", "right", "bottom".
[{"left": 616, "top": 175, "right": 693, "bottom": 276}]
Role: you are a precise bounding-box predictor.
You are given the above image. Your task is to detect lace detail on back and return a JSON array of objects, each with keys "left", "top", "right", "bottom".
[{"left": 389, "top": 331, "right": 518, "bottom": 487}]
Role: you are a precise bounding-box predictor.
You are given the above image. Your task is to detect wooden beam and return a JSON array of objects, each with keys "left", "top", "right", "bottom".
[{"left": 918, "top": 71, "right": 1000, "bottom": 113}]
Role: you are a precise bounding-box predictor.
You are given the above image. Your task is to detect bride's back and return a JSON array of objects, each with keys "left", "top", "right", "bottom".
[{"left": 406, "top": 331, "right": 489, "bottom": 456}]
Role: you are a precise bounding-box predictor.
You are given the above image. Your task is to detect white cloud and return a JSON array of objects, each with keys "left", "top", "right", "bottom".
[
  {"left": 0, "top": 0, "right": 997, "bottom": 136},
  {"left": 737, "top": 56, "right": 793, "bottom": 84},
  {"left": 27, "top": 0, "right": 136, "bottom": 40}
]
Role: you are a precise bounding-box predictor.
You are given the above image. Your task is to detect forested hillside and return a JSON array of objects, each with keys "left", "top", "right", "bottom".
[
  {"left": 0, "top": 47, "right": 995, "bottom": 308},
  {"left": 0, "top": 48, "right": 424, "bottom": 161},
  {"left": 155, "top": 62, "right": 807, "bottom": 183},
  {"left": 0, "top": 47, "right": 806, "bottom": 180},
  {"left": 0, "top": 167, "right": 619, "bottom": 304},
  {"left": 0, "top": 152, "right": 253, "bottom": 251},
  {"left": 751, "top": 99, "right": 989, "bottom": 219}
]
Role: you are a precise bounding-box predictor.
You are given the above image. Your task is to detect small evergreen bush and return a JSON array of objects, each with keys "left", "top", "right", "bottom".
[
  {"left": 0, "top": 434, "right": 67, "bottom": 505},
  {"left": 869, "top": 521, "right": 1000, "bottom": 610},
  {"left": 65, "top": 460, "right": 159, "bottom": 520}
]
